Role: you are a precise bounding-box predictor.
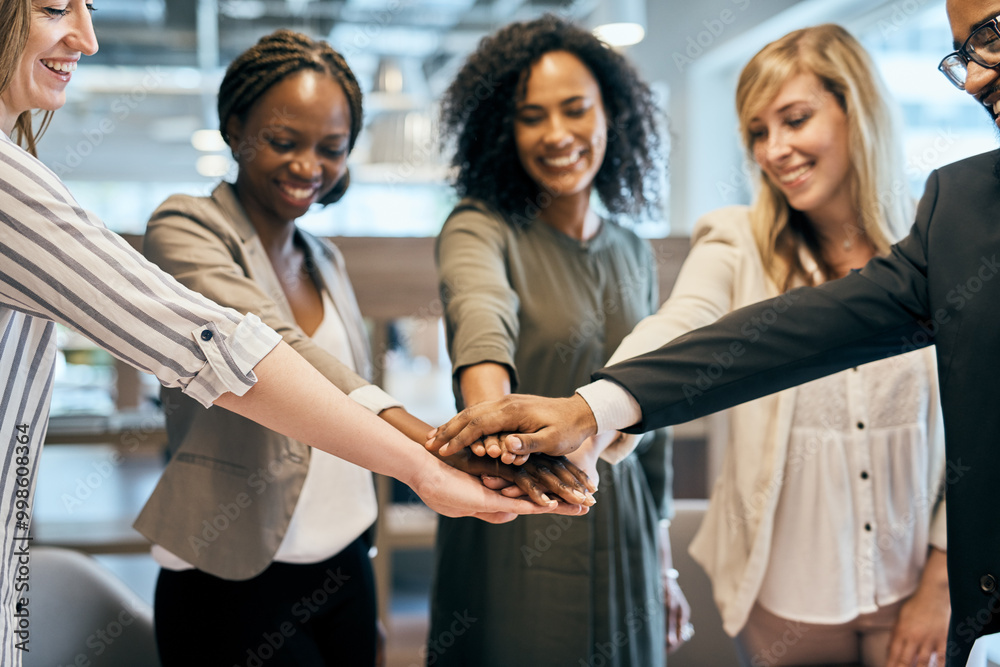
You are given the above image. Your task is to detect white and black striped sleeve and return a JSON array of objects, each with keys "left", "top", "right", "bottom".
[{"left": 0, "top": 135, "right": 281, "bottom": 407}]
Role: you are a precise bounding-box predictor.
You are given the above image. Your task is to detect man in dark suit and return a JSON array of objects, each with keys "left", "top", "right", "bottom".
[{"left": 426, "top": 2, "right": 1000, "bottom": 665}]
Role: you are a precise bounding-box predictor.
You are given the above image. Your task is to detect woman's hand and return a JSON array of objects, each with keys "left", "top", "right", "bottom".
[
  {"left": 445, "top": 449, "right": 596, "bottom": 507},
  {"left": 659, "top": 521, "right": 692, "bottom": 654},
  {"left": 664, "top": 575, "right": 692, "bottom": 653},
  {"left": 408, "top": 455, "right": 589, "bottom": 522},
  {"left": 426, "top": 393, "right": 599, "bottom": 459},
  {"left": 886, "top": 547, "right": 949, "bottom": 667}
]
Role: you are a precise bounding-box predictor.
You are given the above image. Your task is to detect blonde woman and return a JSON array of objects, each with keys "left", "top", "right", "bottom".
[{"left": 608, "top": 24, "right": 948, "bottom": 667}]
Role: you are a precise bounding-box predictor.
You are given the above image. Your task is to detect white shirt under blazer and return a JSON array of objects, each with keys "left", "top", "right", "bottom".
[{"left": 608, "top": 206, "right": 946, "bottom": 635}]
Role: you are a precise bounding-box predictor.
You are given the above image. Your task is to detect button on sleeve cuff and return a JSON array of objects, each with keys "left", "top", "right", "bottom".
[{"left": 182, "top": 312, "right": 283, "bottom": 408}]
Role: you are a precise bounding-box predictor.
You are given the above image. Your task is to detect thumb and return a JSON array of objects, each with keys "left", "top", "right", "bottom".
[{"left": 504, "top": 432, "right": 544, "bottom": 456}]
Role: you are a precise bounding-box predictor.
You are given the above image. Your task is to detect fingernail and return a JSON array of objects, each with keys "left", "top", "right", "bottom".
[
  {"left": 508, "top": 436, "right": 522, "bottom": 452},
  {"left": 540, "top": 494, "right": 551, "bottom": 504},
  {"left": 427, "top": 427, "right": 438, "bottom": 437}
]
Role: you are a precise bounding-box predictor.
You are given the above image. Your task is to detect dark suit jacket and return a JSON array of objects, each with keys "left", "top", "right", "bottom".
[{"left": 595, "top": 150, "right": 1000, "bottom": 667}]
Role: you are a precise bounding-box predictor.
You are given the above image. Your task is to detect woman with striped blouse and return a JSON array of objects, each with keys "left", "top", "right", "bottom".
[{"left": 0, "top": 3, "right": 585, "bottom": 665}]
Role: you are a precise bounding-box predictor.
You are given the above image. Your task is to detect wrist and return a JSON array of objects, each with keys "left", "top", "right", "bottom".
[
  {"left": 568, "top": 393, "right": 599, "bottom": 441},
  {"left": 392, "top": 442, "right": 443, "bottom": 491}
]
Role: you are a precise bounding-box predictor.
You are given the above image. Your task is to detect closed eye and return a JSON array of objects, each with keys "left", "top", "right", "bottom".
[{"left": 786, "top": 113, "right": 811, "bottom": 129}]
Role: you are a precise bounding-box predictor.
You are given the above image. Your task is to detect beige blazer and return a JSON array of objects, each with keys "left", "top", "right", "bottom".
[
  {"left": 133, "top": 183, "right": 374, "bottom": 580},
  {"left": 609, "top": 206, "right": 946, "bottom": 635}
]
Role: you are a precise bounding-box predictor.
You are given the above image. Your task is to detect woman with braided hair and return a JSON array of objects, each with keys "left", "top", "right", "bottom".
[
  {"left": 135, "top": 29, "right": 593, "bottom": 666},
  {"left": 0, "top": 4, "right": 590, "bottom": 667}
]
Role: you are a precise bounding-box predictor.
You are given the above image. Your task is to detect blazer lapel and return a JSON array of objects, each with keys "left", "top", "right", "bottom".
[
  {"left": 300, "top": 233, "right": 373, "bottom": 380},
  {"left": 210, "top": 183, "right": 297, "bottom": 324}
]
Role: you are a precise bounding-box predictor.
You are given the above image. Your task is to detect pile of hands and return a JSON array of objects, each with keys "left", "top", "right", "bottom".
[
  {"left": 423, "top": 414, "right": 600, "bottom": 512},
  {"left": 422, "top": 393, "right": 602, "bottom": 511},
  {"left": 420, "top": 394, "right": 695, "bottom": 655}
]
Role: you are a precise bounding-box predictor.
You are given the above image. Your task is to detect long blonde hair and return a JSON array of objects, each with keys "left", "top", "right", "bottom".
[
  {"left": 736, "top": 24, "right": 912, "bottom": 292},
  {"left": 1, "top": 0, "right": 54, "bottom": 155}
]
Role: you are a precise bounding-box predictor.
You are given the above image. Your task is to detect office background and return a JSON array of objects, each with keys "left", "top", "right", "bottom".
[{"left": 28, "top": 1, "right": 995, "bottom": 665}]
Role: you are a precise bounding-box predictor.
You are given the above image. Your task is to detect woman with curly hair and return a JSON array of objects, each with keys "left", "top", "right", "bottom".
[
  {"left": 134, "top": 29, "right": 591, "bottom": 667},
  {"left": 429, "top": 15, "right": 688, "bottom": 666}
]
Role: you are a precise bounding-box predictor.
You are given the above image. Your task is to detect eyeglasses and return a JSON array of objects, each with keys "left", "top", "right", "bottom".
[{"left": 939, "top": 15, "right": 1000, "bottom": 90}]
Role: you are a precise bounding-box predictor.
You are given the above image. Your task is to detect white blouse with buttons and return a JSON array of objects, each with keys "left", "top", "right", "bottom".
[{"left": 757, "top": 351, "right": 941, "bottom": 624}]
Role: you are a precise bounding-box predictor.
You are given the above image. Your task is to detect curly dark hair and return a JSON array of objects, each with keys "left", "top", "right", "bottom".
[
  {"left": 218, "top": 29, "right": 363, "bottom": 205},
  {"left": 440, "top": 14, "right": 662, "bottom": 223}
]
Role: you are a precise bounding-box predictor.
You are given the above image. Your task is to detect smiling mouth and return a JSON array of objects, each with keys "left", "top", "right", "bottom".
[
  {"left": 778, "top": 163, "right": 813, "bottom": 185},
  {"left": 541, "top": 150, "right": 584, "bottom": 169},
  {"left": 41, "top": 59, "right": 77, "bottom": 74},
  {"left": 278, "top": 182, "right": 320, "bottom": 202}
]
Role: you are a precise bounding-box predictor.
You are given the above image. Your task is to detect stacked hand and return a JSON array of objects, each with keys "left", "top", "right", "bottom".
[
  {"left": 437, "top": 443, "right": 597, "bottom": 508},
  {"left": 379, "top": 405, "right": 593, "bottom": 521},
  {"left": 426, "top": 393, "right": 598, "bottom": 460}
]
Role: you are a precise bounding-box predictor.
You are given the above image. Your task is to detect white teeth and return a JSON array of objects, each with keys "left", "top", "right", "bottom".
[
  {"left": 779, "top": 164, "right": 812, "bottom": 184},
  {"left": 543, "top": 152, "right": 581, "bottom": 168},
  {"left": 42, "top": 60, "right": 77, "bottom": 73},
  {"left": 281, "top": 185, "right": 316, "bottom": 200}
]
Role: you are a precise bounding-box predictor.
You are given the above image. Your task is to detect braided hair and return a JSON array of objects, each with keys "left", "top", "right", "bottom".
[
  {"left": 219, "top": 29, "right": 363, "bottom": 204},
  {"left": 440, "top": 14, "right": 663, "bottom": 224}
]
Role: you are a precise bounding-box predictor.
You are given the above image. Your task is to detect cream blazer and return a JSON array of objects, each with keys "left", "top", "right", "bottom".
[{"left": 609, "top": 206, "right": 946, "bottom": 635}]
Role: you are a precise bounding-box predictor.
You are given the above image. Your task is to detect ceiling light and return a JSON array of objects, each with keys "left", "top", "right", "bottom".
[
  {"left": 191, "top": 129, "right": 227, "bottom": 152},
  {"left": 591, "top": 0, "right": 647, "bottom": 47},
  {"left": 196, "top": 155, "right": 231, "bottom": 178}
]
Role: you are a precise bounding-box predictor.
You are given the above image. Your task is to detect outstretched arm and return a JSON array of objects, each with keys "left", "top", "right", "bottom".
[{"left": 215, "top": 341, "right": 588, "bottom": 521}]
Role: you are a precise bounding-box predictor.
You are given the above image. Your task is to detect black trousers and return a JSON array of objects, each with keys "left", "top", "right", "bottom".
[{"left": 154, "top": 535, "right": 377, "bottom": 667}]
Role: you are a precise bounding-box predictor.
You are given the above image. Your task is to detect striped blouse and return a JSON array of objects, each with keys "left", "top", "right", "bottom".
[{"left": 0, "top": 132, "right": 281, "bottom": 663}]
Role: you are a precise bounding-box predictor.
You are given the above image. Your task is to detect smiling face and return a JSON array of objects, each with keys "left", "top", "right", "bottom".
[
  {"left": 0, "top": 0, "right": 98, "bottom": 133},
  {"left": 747, "top": 72, "right": 852, "bottom": 223},
  {"left": 947, "top": 0, "right": 1000, "bottom": 128},
  {"left": 513, "top": 50, "right": 608, "bottom": 203},
  {"left": 228, "top": 69, "right": 351, "bottom": 228}
]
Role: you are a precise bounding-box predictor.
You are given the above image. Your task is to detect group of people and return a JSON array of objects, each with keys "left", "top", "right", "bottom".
[{"left": 1, "top": 0, "right": 997, "bottom": 666}]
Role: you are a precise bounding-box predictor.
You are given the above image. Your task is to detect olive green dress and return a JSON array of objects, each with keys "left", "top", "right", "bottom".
[{"left": 428, "top": 200, "right": 672, "bottom": 667}]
